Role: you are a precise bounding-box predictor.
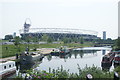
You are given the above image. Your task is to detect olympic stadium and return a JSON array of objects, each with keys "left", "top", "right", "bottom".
[{"left": 19, "top": 19, "right": 99, "bottom": 41}]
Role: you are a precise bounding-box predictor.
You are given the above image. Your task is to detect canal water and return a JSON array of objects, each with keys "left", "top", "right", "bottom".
[
  {"left": 35, "top": 47, "right": 112, "bottom": 73},
  {"left": 14, "top": 47, "right": 112, "bottom": 77}
]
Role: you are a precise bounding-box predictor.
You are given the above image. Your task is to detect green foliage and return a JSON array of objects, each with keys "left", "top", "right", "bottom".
[
  {"left": 4, "top": 35, "right": 13, "bottom": 40},
  {"left": 47, "top": 37, "right": 53, "bottom": 43},
  {"left": 14, "top": 36, "right": 21, "bottom": 52},
  {"left": 2, "top": 44, "right": 25, "bottom": 58},
  {"left": 115, "top": 37, "right": 120, "bottom": 50},
  {"left": 24, "top": 36, "right": 30, "bottom": 43},
  {"left": 41, "top": 34, "right": 48, "bottom": 42},
  {"left": 14, "top": 36, "right": 21, "bottom": 46},
  {"left": 17, "top": 65, "right": 115, "bottom": 79},
  {"left": 114, "top": 66, "right": 120, "bottom": 76},
  {"left": 2, "top": 42, "right": 93, "bottom": 58},
  {"left": 80, "top": 37, "right": 84, "bottom": 44},
  {"left": 77, "top": 64, "right": 113, "bottom": 78},
  {"left": 31, "top": 37, "right": 39, "bottom": 51},
  {"left": 63, "top": 38, "right": 71, "bottom": 44},
  {"left": 31, "top": 37, "right": 39, "bottom": 42}
]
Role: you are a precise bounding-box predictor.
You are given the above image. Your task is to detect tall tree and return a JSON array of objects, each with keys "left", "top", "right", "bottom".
[
  {"left": 80, "top": 37, "right": 84, "bottom": 44},
  {"left": 63, "top": 38, "right": 70, "bottom": 44},
  {"left": 32, "top": 37, "right": 39, "bottom": 51},
  {"left": 14, "top": 36, "right": 21, "bottom": 52},
  {"left": 116, "top": 37, "right": 120, "bottom": 50},
  {"left": 41, "top": 34, "right": 48, "bottom": 42},
  {"left": 47, "top": 37, "right": 53, "bottom": 43},
  {"left": 24, "top": 36, "right": 31, "bottom": 51}
]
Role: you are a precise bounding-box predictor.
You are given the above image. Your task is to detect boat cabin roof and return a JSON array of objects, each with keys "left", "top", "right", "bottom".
[
  {"left": 0, "top": 61, "right": 15, "bottom": 66},
  {"left": 112, "top": 50, "right": 120, "bottom": 53}
]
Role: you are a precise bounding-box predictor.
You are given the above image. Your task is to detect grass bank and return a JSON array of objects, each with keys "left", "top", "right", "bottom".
[{"left": 1, "top": 42, "right": 93, "bottom": 58}]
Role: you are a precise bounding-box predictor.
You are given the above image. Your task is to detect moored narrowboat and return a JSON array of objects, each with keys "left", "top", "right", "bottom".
[
  {"left": 19, "top": 51, "right": 44, "bottom": 64},
  {"left": 113, "top": 51, "right": 120, "bottom": 66},
  {"left": 0, "top": 61, "right": 16, "bottom": 79},
  {"left": 101, "top": 51, "right": 115, "bottom": 68},
  {"left": 101, "top": 55, "right": 112, "bottom": 68}
]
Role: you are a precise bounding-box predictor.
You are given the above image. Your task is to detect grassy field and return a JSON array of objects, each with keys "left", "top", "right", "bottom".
[
  {"left": 0, "top": 39, "right": 8, "bottom": 42},
  {"left": 1, "top": 42, "right": 94, "bottom": 58}
]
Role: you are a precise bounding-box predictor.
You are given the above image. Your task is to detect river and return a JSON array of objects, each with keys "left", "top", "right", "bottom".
[
  {"left": 12, "top": 47, "right": 113, "bottom": 77},
  {"left": 35, "top": 47, "right": 112, "bottom": 73}
]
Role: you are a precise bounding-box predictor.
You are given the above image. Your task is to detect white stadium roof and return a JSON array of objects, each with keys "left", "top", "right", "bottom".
[{"left": 19, "top": 28, "right": 98, "bottom": 35}]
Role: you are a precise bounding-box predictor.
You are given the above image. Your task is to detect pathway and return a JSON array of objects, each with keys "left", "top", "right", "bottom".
[
  {"left": 0, "top": 56, "right": 16, "bottom": 63},
  {"left": 0, "top": 48, "right": 54, "bottom": 63}
]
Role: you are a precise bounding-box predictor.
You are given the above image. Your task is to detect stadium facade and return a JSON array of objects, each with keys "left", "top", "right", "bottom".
[{"left": 19, "top": 20, "right": 99, "bottom": 41}]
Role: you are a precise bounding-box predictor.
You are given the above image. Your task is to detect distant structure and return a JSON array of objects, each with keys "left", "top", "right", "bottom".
[
  {"left": 19, "top": 19, "right": 99, "bottom": 41},
  {"left": 103, "top": 31, "right": 106, "bottom": 40},
  {"left": 13, "top": 32, "right": 16, "bottom": 38},
  {"left": 118, "top": 1, "right": 120, "bottom": 37},
  {"left": 24, "top": 18, "right": 31, "bottom": 33}
]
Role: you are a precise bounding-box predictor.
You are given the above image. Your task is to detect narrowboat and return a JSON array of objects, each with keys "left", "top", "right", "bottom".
[
  {"left": 50, "top": 49, "right": 60, "bottom": 55},
  {"left": 101, "top": 55, "right": 112, "bottom": 68},
  {"left": 59, "top": 46, "right": 70, "bottom": 54},
  {"left": 113, "top": 51, "right": 120, "bottom": 66},
  {"left": 51, "top": 46, "right": 70, "bottom": 55},
  {"left": 0, "top": 61, "right": 16, "bottom": 79},
  {"left": 101, "top": 51, "right": 115, "bottom": 68},
  {"left": 19, "top": 51, "right": 44, "bottom": 64}
]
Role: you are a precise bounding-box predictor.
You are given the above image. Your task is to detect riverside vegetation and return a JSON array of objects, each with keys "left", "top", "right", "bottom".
[
  {"left": 1, "top": 42, "right": 93, "bottom": 58},
  {"left": 16, "top": 65, "right": 120, "bottom": 79},
  {"left": 1, "top": 35, "right": 116, "bottom": 58}
]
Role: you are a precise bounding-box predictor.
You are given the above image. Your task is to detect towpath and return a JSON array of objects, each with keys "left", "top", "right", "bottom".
[
  {"left": 37, "top": 48, "right": 54, "bottom": 54},
  {"left": 0, "top": 56, "right": 16, "bottom": 63}
]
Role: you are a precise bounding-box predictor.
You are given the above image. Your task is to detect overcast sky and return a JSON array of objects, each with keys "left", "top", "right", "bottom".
[{"left": 0, "top": 0, "right": 119, "bottom": 39}]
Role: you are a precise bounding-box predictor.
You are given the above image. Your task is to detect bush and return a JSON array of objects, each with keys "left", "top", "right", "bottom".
[{"left": 17, "top": 65, "right": 115, "bottom": 79}]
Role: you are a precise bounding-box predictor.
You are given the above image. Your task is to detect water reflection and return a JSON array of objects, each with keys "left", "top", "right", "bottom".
[
  {"left": 16, "top": 47, "right": 114, "bottom": 74},
  {"left": 16, "top": 60, "right": 43, "bottom": 73},
  {"left": 102, "top": 50, "right": 106, "bottom": 55},
  {"left": 46, "top": 54, "right": 52, "bottom": 61},
  {"left": 45, "top": 50, "right": 98, "bottom": 61},
  {"left": 19, "top": 63, "right": 34, "bottom": 73}
]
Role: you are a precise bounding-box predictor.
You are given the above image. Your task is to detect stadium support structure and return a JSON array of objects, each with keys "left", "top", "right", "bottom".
[{"left": 19, "top": 20, "right": 99, "bottom": 41}]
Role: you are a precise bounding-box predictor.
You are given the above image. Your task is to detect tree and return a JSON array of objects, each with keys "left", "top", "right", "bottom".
[
  {"left": 80, "top": 37, "right": 84, "bottom": 44},
  {"left": 24, "top": 36, "right": 30, "bottom": 43},
  {"left": 47, "top": 37, "right": 53, "bottom": 43},
  {"left": 14, "top": 36, "right": 21, "bottom": 52},
  {"left": 14, "top": 36, "right": 21, "bottom": 46},
  {"left": 32, "top": 37, "right": 39, "bottom": 51},
  {"left": 63, "top": 38, "right": 70, "bottom": 44},
  {"left": 4, "top": 35, "right": 13, "bottom": 40},
  {"left": 24, "top": 36, "right": 31, "bottom": 51},
  {"left": 41, "top": 34, "right": 48, "bottom": 42},
  {"left": 32, "top": 37, "right": 39, "bottom": 43},
  {"left": 116, "top": 37, "right": 120, "bottom": 50}
]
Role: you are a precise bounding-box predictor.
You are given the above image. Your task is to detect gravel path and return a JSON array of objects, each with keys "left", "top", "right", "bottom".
[{"left": 0, "top": 56, "right": 16, "bottom": 63}]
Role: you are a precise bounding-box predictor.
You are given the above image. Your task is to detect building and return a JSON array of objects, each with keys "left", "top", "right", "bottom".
[
  {"left": 103, "top": 31, "right": 106, "bottom": 40},
  {"left": 19, "top": 20, "right": 100, "bottom": 41},
  {"left": 13, "top": 32, "right": 16, "bottom": 38}
]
